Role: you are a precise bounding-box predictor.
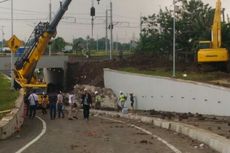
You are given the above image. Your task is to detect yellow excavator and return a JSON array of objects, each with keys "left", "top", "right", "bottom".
[
  {"left": 197, "top": 0, "right": 229, "bottom": 67},
  {"left": 14, "top": 0, "right": 72, "bottom": 89}
]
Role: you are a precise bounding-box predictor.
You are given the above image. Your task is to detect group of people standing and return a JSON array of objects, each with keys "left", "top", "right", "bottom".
[
  {"left": 118, "top": 91, "right": 135, "bottom": 112},
  {"left": 26, "top": 87, "right": 135, "bottom": 120},
  {"left": 26, "top": 90, "right": 65, "bottom": 120},
  {"left": 26, "top": 88, "right": 94, "bottom": 121}
]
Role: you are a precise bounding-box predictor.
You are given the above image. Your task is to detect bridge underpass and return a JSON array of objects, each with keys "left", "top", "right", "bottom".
[{"left": 0, "top": 55, "right": 68, "bottom": 90}]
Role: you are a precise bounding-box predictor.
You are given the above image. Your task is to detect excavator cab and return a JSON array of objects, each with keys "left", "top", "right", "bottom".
[
  {"left": 197, "top": 41, "right": 229, "bottom": 63},
  {"left": 198, "top": 41, "right": 212, "bottom": 49}
]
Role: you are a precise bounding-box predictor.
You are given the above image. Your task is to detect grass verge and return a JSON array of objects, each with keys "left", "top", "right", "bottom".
[
  {"left": 0, "top": 73, "right": 18, "bottom": 113},
  {"left": 118, "top": 67, "right": 228, "bottom": 83}
]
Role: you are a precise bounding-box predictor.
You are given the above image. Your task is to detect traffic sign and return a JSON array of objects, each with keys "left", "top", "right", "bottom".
[{"left": 7, "top": 35, "right": 22, "bottom": 53}]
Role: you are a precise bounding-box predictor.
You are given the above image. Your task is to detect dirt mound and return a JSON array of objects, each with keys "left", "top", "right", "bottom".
[
  {"left": 66, "top": 54, "right": 230, "bottom": 90},
  {"left": 66, "top": 55, "right": 172, "bottom": 89}
]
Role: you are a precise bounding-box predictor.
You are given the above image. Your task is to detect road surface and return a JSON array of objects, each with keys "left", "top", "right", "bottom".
[{"left": 0, "top": 110, "right": 217, "bottom": 153}]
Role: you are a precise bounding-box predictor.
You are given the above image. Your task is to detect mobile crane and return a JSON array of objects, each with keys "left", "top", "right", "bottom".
[
  {"left": 14, "top": 0, "right": 72, "bottom": 89},
  {"left": 197, "top": 0, "right": 229, "bottom": 68}
]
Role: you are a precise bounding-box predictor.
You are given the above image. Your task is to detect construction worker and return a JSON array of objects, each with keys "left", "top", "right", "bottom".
[
  {"left": 119, "top": 91, "right": 127, "bottom": 109},
  {"left": 81, "top": 88, "right": 92, "bottom": 121},
  {"left": 95, "top": 91, "right": 102, "bottom": 109},
  {"left": 129, "top": 93, "right": 135, "bottom": 111},
  {"left": 41, "top": 93, "right": 48, "bottom": 115},
  {"left": 57, "top": 91, "right": 64, "bottom": 118},
  {"left": 68, "top": 91, "right": 77, "bottom": 120},
  {"left": 28, "top": 91, "right": 38, "bottom": 119}
]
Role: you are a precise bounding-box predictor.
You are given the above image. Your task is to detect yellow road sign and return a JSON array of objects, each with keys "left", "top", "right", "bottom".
[{"left": 7, "top": 35, "right": 22, "bottom": 53}]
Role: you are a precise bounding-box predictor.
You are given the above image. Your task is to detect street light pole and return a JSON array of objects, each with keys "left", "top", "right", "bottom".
[
  {"left": 173, "top": 0, "right": 176, "bottom": 77},
  {"left": 1, "top": 26, "right": 4, "bottom": 51},
  {"left": 10, "top": 0, "right": 14, "bottom": 88},
  {"left": 109, "top": 1, "right": 113, "bottom": 60}
]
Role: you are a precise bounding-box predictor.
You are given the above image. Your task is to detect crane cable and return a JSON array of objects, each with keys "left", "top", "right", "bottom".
[{"left": 0, "top": 0, "right": 9, "bottom": 3}]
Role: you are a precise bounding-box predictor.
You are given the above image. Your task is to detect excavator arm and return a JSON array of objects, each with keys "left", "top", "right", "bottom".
[{"left": 14, "top": 0, "right": 72, "bottom": 89}]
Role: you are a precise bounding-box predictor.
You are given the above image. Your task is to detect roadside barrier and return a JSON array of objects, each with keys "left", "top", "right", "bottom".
[
  {"left": 0, "top": 110, "right": 11, "bottom": 119},
  {"left": 0, "top": 89, "right": 24, "bottom": 139}
]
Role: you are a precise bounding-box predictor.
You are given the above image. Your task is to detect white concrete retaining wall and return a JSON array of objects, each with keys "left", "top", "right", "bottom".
[
  {"left": 0, "top": 89, "right": 24, "bottom": 139},
  {"left": 104, "top": 68, "right": 230, "bottom": 116}
]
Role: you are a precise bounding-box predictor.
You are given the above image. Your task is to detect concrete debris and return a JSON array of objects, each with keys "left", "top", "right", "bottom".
[
  {"left": 73, "top": 84, "right": 117, "bottom": 109},
  {"left": 140, "top": 140, "right": 152, "bottom": 144},
  {"left": 140, "top": 140, "right": 148, "bottom": 144},
  {"left": 199, "top": 143, "right": 204, "bottom": 148}
]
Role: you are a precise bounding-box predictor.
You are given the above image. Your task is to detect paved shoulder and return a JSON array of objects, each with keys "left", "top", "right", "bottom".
[{"left": 0, "top": 117, "right": 43, "bottom": 153}]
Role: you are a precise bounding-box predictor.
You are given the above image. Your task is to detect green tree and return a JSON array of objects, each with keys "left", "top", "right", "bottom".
[
  {"left": 73, "top": 37, "right": 85, "bottom": 51},
  {"left": 51, "top": 37, "right": 66, "bottom": 52},
  {"left": 137, "top": 0, "right": 217, "bottom": 62}
]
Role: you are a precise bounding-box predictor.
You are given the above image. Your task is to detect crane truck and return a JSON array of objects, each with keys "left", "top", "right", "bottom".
[
  {"left": 197, "top": 0, "right": 229, "bottom": 69},
  {"left": 14, "top": 0, "right": 72, "bottom": 90}
]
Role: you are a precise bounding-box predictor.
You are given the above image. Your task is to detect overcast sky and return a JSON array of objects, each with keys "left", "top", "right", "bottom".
[{"left": 0, "top": 0, "right": 229, "bottom": 43}]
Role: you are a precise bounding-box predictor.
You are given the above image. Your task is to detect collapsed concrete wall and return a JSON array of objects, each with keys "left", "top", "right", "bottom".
[
  {"left": 0, "top": 89, "right": 24, "bottom": 139},
  {"left": 104, "top": 68, "right": 230, "bottom": 116}
]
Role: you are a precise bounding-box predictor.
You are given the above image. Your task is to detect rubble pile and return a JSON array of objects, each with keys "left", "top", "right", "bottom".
[{"left": 73, "top": 84, "right": 118, "bottom": 109}]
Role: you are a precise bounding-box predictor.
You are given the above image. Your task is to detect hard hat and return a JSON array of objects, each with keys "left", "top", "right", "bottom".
[
  {"left": 119, "top": 91, "right": 123, "bottom": 94},
  {"left": 95, "top": 91, "right": 98, "bottom": 94},
  {"left": 84, "top": 88, "right": 87, "bottom": 91}
]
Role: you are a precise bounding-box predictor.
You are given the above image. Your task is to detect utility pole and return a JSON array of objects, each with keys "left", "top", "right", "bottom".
[
  {"left": 173, "top": 0, "right": 176, "bottom": 77},
  {"left": 97, "top": 34, "right": 99, "bottom": 51},
  {"left": 90, "top": 0, "right": 95, "bottom": 38},
  {"left": 10, "top": 0, "right": 14, "bottom": 88},
  {"left": 1, "top": 26, "right": 4, "bottom": 52},
  {"left": 105, "top": 9, "right": 108, "bottom": 53},
  {"left": 49, "top": 0, "right": 52, "bottom": 56},
  {"left": 116, "top": 33, "right": 118, "bottom": 51},
  {"left": 109, "top": 1, "right": 113, "bottom": 60},
  {"left": 86, "top": 36, "right": 89, "bottom": 51},
  {"left": 140, "top": 14, "right": 142, "bottom": 37}
]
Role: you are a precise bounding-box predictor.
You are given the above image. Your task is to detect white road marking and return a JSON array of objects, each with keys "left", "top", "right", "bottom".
[
  {"left": 98, "top": 116, "right": 182, "bottom": 153},
  {"left": 15, "top": 116, "right": 47, "bottom": 153}
]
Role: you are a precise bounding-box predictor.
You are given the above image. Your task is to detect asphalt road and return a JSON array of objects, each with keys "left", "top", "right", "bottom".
[{"left": 0, "top": 110, "right": 218, "bottom": 153}]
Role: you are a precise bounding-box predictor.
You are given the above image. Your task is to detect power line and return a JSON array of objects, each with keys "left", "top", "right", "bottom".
[
  {"left": 113, "top": 13, "right": 139, "bottom": 20},
  {"left": 0, "top": 17, "right": 47, "bottom": 21},
  {"left": 0, "top": 6, "right": 47, "bottom": 14},
  {"left": 0, "top": 10, "right": 47, "bottom": 16},
  {"left": 0, "top": 0, "right": 9, "bottom": 3}
]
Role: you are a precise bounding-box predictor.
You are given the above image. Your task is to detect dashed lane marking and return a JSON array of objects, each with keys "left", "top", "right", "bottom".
[
  {"left": 15, "top": 116, "right": 47, "bottom": 153},
  {"left": 98, "top": 116, "right": 182, "bottom": 153}
]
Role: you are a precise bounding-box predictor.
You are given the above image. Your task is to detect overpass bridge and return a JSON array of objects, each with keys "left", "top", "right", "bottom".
[
  {"left": 0, "top": 55, "right": 68, "bottom": 89},
  {"left": 0, "top": 55, "right": 68, "bottom": 70}
]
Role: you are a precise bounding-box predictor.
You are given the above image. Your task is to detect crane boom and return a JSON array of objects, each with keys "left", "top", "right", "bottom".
[{"left": 14, "top": 0, "right": 72, "bottom": 88}]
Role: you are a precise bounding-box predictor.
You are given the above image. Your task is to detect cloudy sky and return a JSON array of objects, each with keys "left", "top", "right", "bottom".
[{"left": 0, "top": 0, "right": 229, "bottom": 43}]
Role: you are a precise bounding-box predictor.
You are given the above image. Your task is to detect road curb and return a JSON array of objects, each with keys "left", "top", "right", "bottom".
[{"left": 92, "top": 110, "right": 230, "bottom": 153}]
